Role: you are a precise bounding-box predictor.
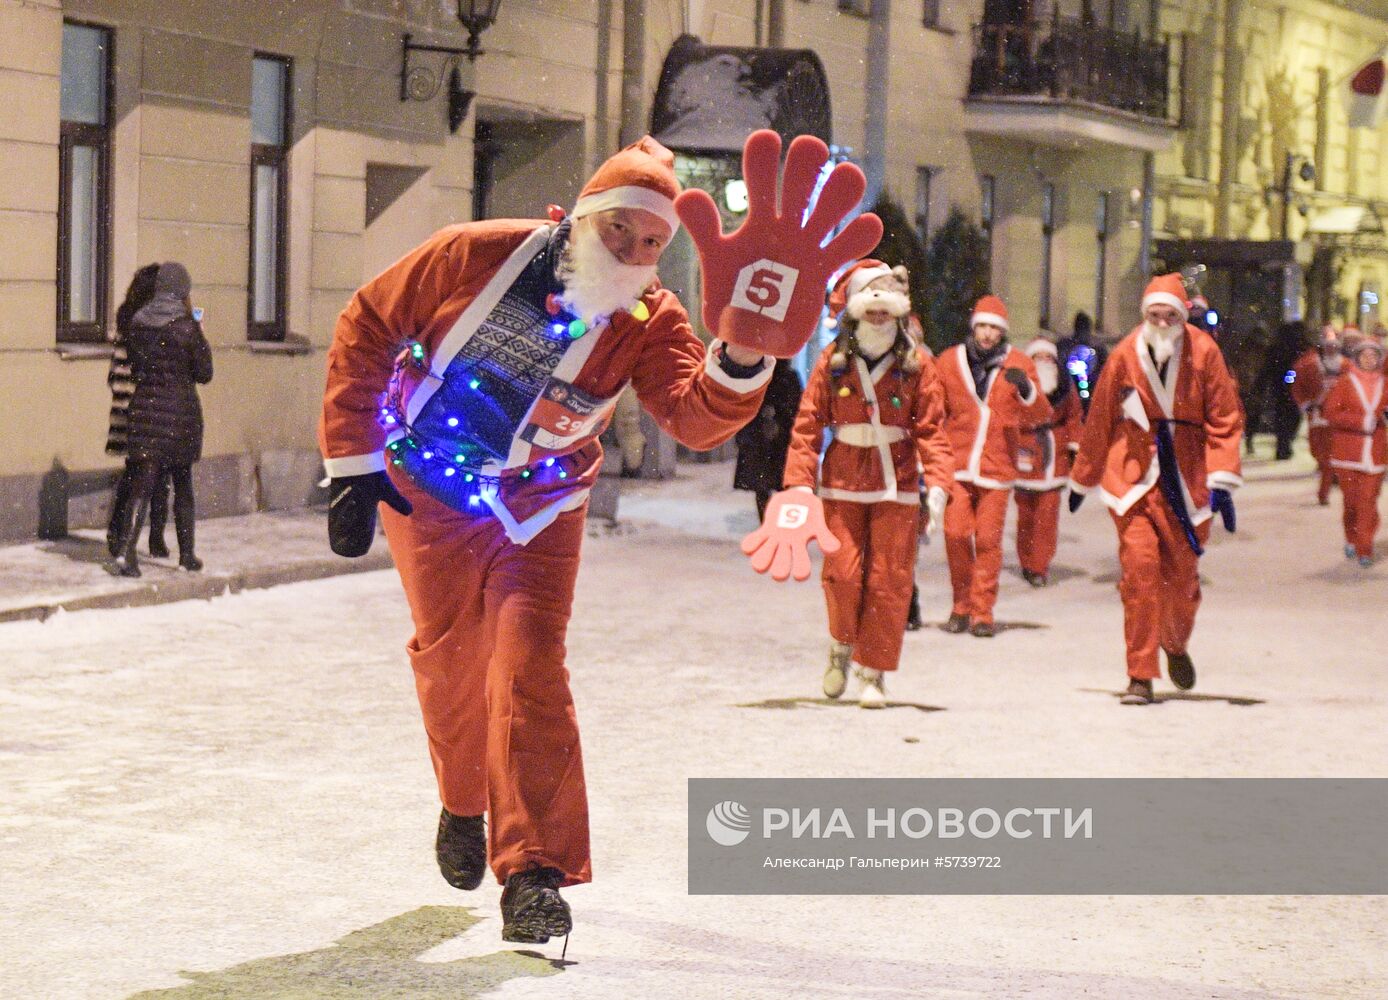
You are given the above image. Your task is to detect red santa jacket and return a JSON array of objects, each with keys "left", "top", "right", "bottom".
[
  {"left": 936, "top": 344, "right": 1052, "bottom": 489},
  {"left": 783, "top": 343, "right": 955, "bottom": 504},
  {"left": 1015, "top": 387, "right": 1084, "bottom": 491},
  {"left": 1069, "top": 323, "right": 1244, "bottom": 523},
  {"left": 1290, "top": 348, "right": 1340, "bottom": 429},
  {"left": 1323, "top": 368, "right": 1386, "bottom": 474},
  {"left": 320, "top": 220, "right": 771, "bottom": 542}
]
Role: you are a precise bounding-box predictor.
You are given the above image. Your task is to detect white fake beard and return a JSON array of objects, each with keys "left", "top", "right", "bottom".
[
  {"left": 855, "top": 319, "right": 898, "bottom": 358},
  {"left": 1143, "top": 321, "right": 1182, "bottom": 364},
  {"left": 556, "top": 222, "right": 658, "bottom": 326},
  {"left": 846, "top": 288, "right": 910, "bottom": 321},
  {"left": 1035, "top": 360, "right": 1059, "bottom": 395},
  {"left": 1322, "top": 351, "right": 1342, "bottom": 374}
]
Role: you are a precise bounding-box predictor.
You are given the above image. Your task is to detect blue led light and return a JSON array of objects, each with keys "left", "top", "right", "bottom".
[
  {"left": 444, "top": 467, "right": 455, "bottom": 477},
  {"left": 468, "top": 495, "right": 481, "bottom": 508},
  {"left": 447, "top": 417, "right": 459, "bottom": 427},
  {"left": 422, "top": 451, "right": 433, "bottom": 460},
  {"left": 469, "top": 379, "right": 481, "bottom": 390},
  {"left": 545, "top": 458, "right": 556, "bottom": 467},
  {"left": 1284, "top": 370, "right": 1296, "bottom": 384}
]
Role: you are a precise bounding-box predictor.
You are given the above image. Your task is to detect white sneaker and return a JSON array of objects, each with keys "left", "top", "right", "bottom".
[
  {"left": 823, "top": 641, "right": 852, "bottom": 699},
  {"left": 854, "top": 665, "right": 886, "bottom": 709}
]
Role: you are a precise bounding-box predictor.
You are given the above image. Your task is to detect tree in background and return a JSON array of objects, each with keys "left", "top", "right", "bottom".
[
  {"left": 867, "top": 194, "right": 930, "bottom": 326},
  {"left": 922, "top": 208, "right": 991, "bottom": 353}
]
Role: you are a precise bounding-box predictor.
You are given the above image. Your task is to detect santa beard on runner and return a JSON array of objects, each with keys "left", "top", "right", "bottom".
[
  {"left": 555, "top": 219, "right": 658, "bottom": 326},
  {"left": 846, "top": 286, "right": 911, "bottom": 358}
]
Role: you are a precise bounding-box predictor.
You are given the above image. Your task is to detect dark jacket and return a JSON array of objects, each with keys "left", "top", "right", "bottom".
[
  {"left": 125, "top": 315, "right": 214, "bottom": 465},
  {"left": 734, "top": 360, "right": 803, "bottom": 493}
]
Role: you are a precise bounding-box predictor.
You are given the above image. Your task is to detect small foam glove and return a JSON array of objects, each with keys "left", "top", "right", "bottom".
[
  {"left": 1002, "top": 367, "right": 1032, "bottom": 397},
  {"left": 1068, "top": 489, "right": 1085, "bottom": 514},
  {"left": 675, "top": 130, "right": 884, "bottom": 358},
  {"left": 741, "top": 488, "right": 842, "bottom": 582},
  {"left": 328, "top": 471, "right": 413, "bottom": 557},
  {"left": 1210, "top": 487, "right": 1236, "bottom": 532},
  {"left": 924, "top": 485, "right": 949, "bottom": 541}
]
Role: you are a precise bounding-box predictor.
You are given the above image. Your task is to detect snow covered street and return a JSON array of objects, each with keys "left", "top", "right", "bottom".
[{"left": 2, "top": 450, "right": 1386, "bottom": 999}]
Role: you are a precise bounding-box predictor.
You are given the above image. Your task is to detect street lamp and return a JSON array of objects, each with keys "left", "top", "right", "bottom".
[
  {"left": 455, "top": 0, "right": 503, "bottom": 63},
  {"left": 1279, "top": 152, "right": 1316, "bottom": 241},
  {"left": 400, "top": 2, "right": 504, "bottom": 132}
]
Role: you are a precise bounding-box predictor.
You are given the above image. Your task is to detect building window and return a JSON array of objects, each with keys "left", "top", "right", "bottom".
[
  {"left": 1040, "top": 182, "right": 1056, "bottom": 329},
  {"left": 1095, "top": 192, "right": 1110, "bottom": 327},
  {"left": 922, "top": 0, "right": 942, "bottom": 28},
  {"left": 837, "top": 0, "right": 871, "bottom": 16},
  {"left": 249, "top": 55, "right": 290, "bottom": 341},
  {"left": 914, "top": 166, "right": 933, "bottom": 246},
  {"left": 980, "top": 174, "right": 995, "bottom": 279},
  {"left": 57, "top": 21, "right": 112, "bottom": 344}
]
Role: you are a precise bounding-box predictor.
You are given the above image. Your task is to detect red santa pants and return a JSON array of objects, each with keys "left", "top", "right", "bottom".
[
  {"left": 1014, "top": 487, "right": 1061, "bottom": 577},
  {"left": 381, "top": 474, "right": 591, "bottom": 888},
  {"left": 1337, "top": 468, "right": 1384, "bottom": 558},
  {"left": 821, "top": 498, "right": 920, "bottom": 672},
  {"left": 1110, "top": 490, "right": 1211, "bottom": 681},
  {"left": 944, "top": 481, "right": 1010, "bottom": 625},
  {"left": 1309, "top": 425, "right": 1335, "bottom": 503}
]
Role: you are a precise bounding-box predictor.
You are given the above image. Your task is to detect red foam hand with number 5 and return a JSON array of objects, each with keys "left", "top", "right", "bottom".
[
  {"left": 675, "top": 130, "right": 884, "bottom": 358},
  {"left": 741, "top": 489, "right": 842, "bottom": 582}
]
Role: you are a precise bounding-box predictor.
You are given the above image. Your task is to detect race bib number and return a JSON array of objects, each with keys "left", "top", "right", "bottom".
[
  {"left": 729, "top": 259, "right": 799, "bottom": 323},
  {"left": 775, "top": 503, "right": 810, "bottom": 529},
  {"left": 521, "top": 379, "right": 612, "bottom": 450}
]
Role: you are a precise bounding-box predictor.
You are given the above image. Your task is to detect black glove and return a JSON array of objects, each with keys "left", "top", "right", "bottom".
[
  {"left": 1210, "top": 487, "right": 1236, "bottom": 533},
  {"left": 1002, "top": 367, "right": 1031, "bottom": 397},
  {"left": 328, "top": 471, "right": 413, "bottom": 557},
  {"left": 1068, "top": 489, "right": 1085, "bottom": 514}
]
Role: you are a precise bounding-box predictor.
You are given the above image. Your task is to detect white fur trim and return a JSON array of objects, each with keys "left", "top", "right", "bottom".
[
  {"left": 847, "top": 288, "right": 910, "bottom": 320},
  {"left": 323, "top": 451, "right": 386, "bottom": 477},
  {"left": 1207, "top": 471, "right": 1244, "bottom": 491},
  {"left": 1141, "top": 291, "right": 1189, "bottom": 320},
  {"left": 571, "top": 185, "right": 680, "bottom": 233},
  {"left": 970, "top": 311, "right": 1008, "bottom": 332},
  {"left": 703, "top": 340, "right": 775, "bottom": 392},
  {"left": 844, "top": 264, "right": 894, "bottom": 302},
  {"left": 1025, "top": 339, "right": 1058, "bottom": 358}
]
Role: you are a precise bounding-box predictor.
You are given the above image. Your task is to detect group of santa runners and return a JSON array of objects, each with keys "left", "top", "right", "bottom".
[{"left": 788, "top": 264, "right": 1247, "bottom": 710}]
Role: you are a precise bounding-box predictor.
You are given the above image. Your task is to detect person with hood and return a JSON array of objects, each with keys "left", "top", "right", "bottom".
[
  {"left": 1013, "top": 337, "right": 1084, "bottom": 587},
  {"left": 935, "top": 296, "right": 1051, "bottom": 637},
  {"left": 106, "top": 263, "right": 171, "bottom": 558},
  {"left": 733, "top": 358, "right": 803, "bottom": 520},
  {"left": 1323, "top": 336, "right": 1386, "bottom": 567},
  {"left": 782, "top": 260, "right": 954, "bottom": 706},
  {"left": 1068, "top": 274, "right": 1243, "bottom": 705},
  {"left": 110, "top": 261, "right": 213, "bottom": 577},
  {"left": 1056, "top": 310, "right": 1107, "bottom": 415},
  {"left": 1290, "top": 325, "right": 1344, "bottom": 504},
  {"left": 320, "top": 132, "right": 879, "bottom": 943},
  {"left": 1250, "top": 320, "right": 1309, "bottom": 461}
]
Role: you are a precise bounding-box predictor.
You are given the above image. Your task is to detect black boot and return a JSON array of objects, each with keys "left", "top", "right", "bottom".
[
  {"left": 941, "top": 613, "right": 970, "bottom": 634},
  {"left": 1022, "top": 569, "right": 1048, "bottom": 588},
  {"left": 436, "top": 808, "right": 487, "bottom": 890},
  {"left": 1165, "top": 650, "right": 1196, "bottom": 691},
  {"left": 112, "top": 497, "right": 149, "bottom": 578},
  {"left": 905, "top": 586, "right": 922, "bottom": 631},
  {"left": 500, "top": 866, "right": 572, "bottom": 943}
]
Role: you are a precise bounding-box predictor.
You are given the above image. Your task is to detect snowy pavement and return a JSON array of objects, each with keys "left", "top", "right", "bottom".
[{"left": 2, "top": 444, "right": 1386, "bottom": 999}]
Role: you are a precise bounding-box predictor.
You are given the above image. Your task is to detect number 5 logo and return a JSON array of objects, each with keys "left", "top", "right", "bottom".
[
  {"left": 775, "top": 503, "right": 809, "bottom": 529},
  {"left": 730, "top": 259, "right": 799, "bottom": 323}
]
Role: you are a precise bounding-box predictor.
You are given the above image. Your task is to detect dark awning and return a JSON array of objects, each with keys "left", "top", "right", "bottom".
[{"left": 651, "top": 34, "right": 832, "bottom": 156}]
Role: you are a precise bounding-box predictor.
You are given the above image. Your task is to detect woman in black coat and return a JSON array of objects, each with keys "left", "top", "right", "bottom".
[
  {"left": 733, "top": 358, "right": 804, "bottom": 520},
  {"left": 110, "top": 261, "right": 213, "bottom": 576}
]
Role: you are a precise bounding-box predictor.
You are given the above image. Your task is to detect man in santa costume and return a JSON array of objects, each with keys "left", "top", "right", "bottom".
[
  {"left": 935, "top": 296, "right": 1051, "bottom": 637},
  {"left": 782, "top": 260, "right": 954, "bottom": 706},
  {"left": 1013, "top": 338, "right": 1084, "bottom": 588},
  {"left": 1290, "top": 325, "right": 1343, "bottom": 504},
  {"left": 1323, "top": 337, "right": 1386, "bottom": 567},
  {"left": 1068, "top": 274, "right": 1244, "bottom": 705},
  {"left": 320, "top": 133, "right": 878, "bottom": 940}
]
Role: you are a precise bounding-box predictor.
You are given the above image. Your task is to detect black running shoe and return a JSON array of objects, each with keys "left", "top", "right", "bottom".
[
  {"left": 942, "top": 613, "right": 970, "bottom": 634},
  {"left": 1120, "top": 678, "right": 1154, "bottom": 705},
  {"left": 1165, "top": 650, "right": 1196, "bottom": 691},
  {"left": 436, "top": 808, "right": 487, "bottom": 890},
  {"left": 501, "top": 866, "right": 572, "bottom": 943}
]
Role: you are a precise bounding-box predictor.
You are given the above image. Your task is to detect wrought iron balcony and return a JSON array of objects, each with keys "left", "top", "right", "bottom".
[{"left": 968, "top": 14, "right": 1172, "bottom": 123}]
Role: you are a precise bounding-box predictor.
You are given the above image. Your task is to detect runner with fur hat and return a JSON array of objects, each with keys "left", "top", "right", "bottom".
[
  {"left": 934, "top": 295, "right": 1052, "bottom": 637},
  {"left": 1067, "top": 273, "right": 1244, "bottom": 705},
  {"left": 1322, "top": 337, "right": 1387, "bottom": 566},
  {"left": 1013, "top": 337, "right": 1085, "bottom": 587},
  {"left": 781, "top": 259, "right": 955, "bottom": 707},
  {"left": 1290, "top": 325, "right": 1345, "bottom": 505}
]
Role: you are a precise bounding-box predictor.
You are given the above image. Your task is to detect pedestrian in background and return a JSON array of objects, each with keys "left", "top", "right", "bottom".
[
  {"left": 733, "top": 358, "right": 803, "bottom": 521},
  {"left": 110, "top": 261, "right": 213, "bottom": 577},
  {"left": 1290, "top": 325, "right": 1343, "bottom": 504},
  {"left": 1249, "top": 320, "right": 1308, "bottom": 460},
  {"left": 1056, "top": 311, "right": 1107, "bottom": 415},
  {"left": 1323, "top": 336, "right": 1386, "bottom": 567},
  {"left": 106, "top": 263, "right": 171, "bottom": 558}
]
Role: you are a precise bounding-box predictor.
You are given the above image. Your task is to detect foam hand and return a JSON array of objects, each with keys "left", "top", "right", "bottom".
[
  {"left": 675, "top": 130, "right": 883, "bottom": 358},
  {"left": 740, "top": 488, "right": 842, "bottom": 582}
]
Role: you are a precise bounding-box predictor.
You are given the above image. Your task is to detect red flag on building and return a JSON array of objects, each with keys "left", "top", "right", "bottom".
[{"left": 1347, "top": 55, "right": 1387, "bottom": 128}]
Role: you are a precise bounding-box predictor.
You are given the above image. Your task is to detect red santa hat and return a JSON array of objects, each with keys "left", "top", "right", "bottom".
[
  {"left": 570, "top": 136, "right": 682, "bottom": 233},
  {"left": 1025, "top": 337, "right": 1058, "bottom": 359},
  {"left": 970, "top": 295, "right": 1009, "bottom": 332},
  {"left": 1141, "top": 273, "right": 1190, "bottom": 320},
  {"left": 828, "top": 259, "right": 895, "bottom": 316}
]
